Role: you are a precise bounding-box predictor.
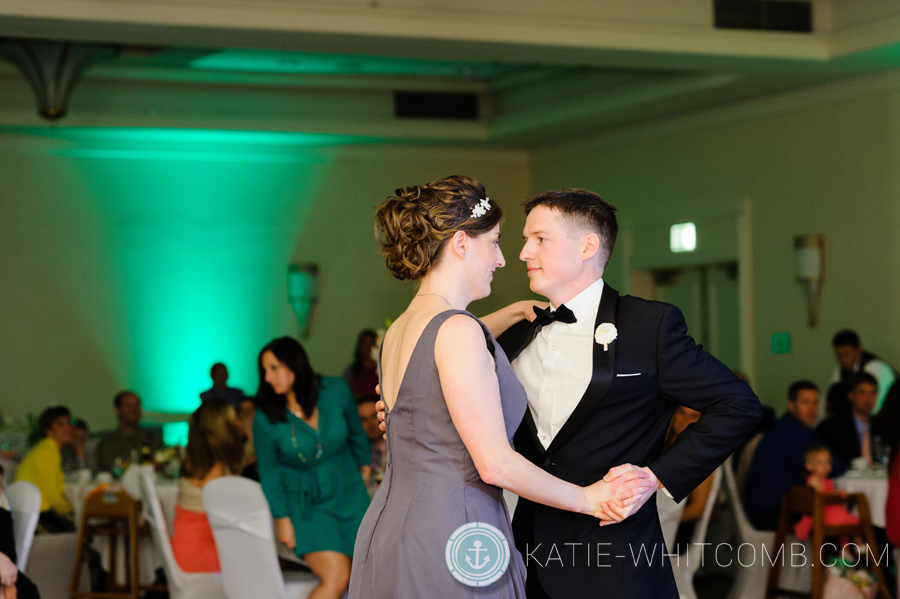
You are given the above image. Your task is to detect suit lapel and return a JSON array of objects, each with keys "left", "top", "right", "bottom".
[
  {"left": 497, "top": 318, "right": 540, "bottom": 362},
  {"left": 499, "top": 318, "right": 544, "bottom": 454},
  {"left": 546, "top": 286, "right": 619, "bottom": 453}
]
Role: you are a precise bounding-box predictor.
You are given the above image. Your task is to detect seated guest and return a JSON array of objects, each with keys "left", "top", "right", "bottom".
[
  {"left": 97, "top": 391, "right": 163, "bottom": 473},
  {"left": 743, "top": 381, "right": 839, "bottom": 531},
  {"left": 0, "top": 496, "right": 39, "bottom": 599},
  {"left": 170, "top": 398, "right": 244, "bottom": 573},
  {"left": 818, "top": 372, "right": 878, "bottom": 469},
  {"left": 793, "top": 445, "right": 858, "bottom": 541},
  {"left": 15, "top": 406, "right": 76, "bottom": 532},
  {"left": 664, "top": 406, "right": 716, "bottom": 552},
  {"left": 356, "top": 395, "right": 386, "bottom": 492},
  {"left": 200, "top": 363, "right": 245, "bottom": 411},
  {"left": 827, "top": 330, "right": 897, "bottom": 417},
  {"left": 342, "top": 330, "right": 379, "bottom": 397},
  {"left": 61, "top": 418, "right": 89, "bottom": 474},
  {"left": 237, "top": 397, "right": 258, "bottom": 481}
]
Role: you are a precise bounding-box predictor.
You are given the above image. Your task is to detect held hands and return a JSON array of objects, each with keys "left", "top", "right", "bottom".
[
  {"left": 593, "top": 465, "right": 661, "bottom": 526},
  {"left": 583, "top": 466, "right": 652, "bottom": 525},
  {"left": 276, "top": 517, "right": 296, "bottom": 551}
]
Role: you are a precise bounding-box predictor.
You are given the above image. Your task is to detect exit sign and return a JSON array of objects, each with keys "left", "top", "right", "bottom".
[{"left": 771, "top": 333, "right": 791, "bottom": 355}]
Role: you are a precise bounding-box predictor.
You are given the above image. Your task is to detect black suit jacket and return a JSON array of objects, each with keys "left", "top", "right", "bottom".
[
  {"left": 817, "top": 413, "right": 874, "bottom": 468},
  {"left": 498, "top": 285, "right": 762, "bottom": 599}
]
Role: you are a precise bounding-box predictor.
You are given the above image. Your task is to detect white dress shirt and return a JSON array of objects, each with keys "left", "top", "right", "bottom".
[{"left": 512, "top": 278, "right": 604, "bottom": 450}]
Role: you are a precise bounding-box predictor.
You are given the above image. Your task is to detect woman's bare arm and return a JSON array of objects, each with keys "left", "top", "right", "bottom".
[
  {"left": 436, "top": 315, "right": 648, "bottom": 517},
  {"left": 479, "top": 300, "right": 547, "bottom": 338}
]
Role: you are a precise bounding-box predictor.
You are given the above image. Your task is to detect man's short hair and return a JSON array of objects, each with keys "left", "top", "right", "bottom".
[
  {"left": 210, "top": 362, "right": 227, "bottom": 377},
  {"left": 113, "top": 390, "right": 139, "bottom": 409},
  {"left": 788, "top": 380, "right": 819, "bottom": 402},
  {"left": 72, "top": 418, "right": 88, "bottom": 431},
  {"left": 356, "top": 394, "right": 379, "bottom": 407},
  {"left": 832, "top": 330, "right": 861, "bottom": 348},
  {"left": 39, "top": 406, "right": 71, "bottom": 435},
  {"left": 849, "top": 372, "right": 878, "bottom": 392},
  {"left": 523, "top": 189, "right": 618, "bottom": 267}
]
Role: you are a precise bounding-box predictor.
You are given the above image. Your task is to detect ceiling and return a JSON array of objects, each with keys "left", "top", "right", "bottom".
[{"left": 5, "top": 1, "right": 900, "bottom": 147}]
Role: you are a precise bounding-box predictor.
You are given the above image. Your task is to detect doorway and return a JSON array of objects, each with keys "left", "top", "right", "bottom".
[{"left": 630, "top": 262, "right": 741, "bottom": 371}]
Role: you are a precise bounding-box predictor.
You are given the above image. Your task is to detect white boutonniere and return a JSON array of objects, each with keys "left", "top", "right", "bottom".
[{"left": 594, "top": 323, "right": 617, "bottom": 351}]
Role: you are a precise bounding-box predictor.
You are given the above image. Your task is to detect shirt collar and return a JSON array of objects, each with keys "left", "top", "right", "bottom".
[{"left": 550, "top": 278, "right": 604, "bottom": 329}]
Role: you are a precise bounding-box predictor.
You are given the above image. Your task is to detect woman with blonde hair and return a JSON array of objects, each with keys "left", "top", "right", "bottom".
[
  {"left": 349, "top": 175, "right": 651, "bottom": 598},
  {"left": 170, "top": 398, "right": 244, "bottom": 573}
]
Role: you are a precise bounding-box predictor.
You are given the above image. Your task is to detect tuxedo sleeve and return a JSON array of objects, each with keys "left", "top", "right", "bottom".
[{"left": 648, "top": 305, "right": 763, "bottom": 503}]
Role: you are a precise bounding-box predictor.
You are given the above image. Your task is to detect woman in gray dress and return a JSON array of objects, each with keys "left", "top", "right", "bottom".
[{"left": 349, "top": 175, "right": 650, "bottom": 598}]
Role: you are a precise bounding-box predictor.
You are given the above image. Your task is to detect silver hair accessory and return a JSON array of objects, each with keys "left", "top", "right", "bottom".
[{"left": 471, "top": 198, "right": 491, "bottom": 219}]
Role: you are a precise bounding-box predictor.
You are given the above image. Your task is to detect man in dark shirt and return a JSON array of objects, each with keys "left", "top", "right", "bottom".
[
  {"left": 199, "top": 362, "right": 245, "bottom": 410},
  {"left": 96, "top": 391, "right": 163, "bottom": 473},
  {"left": 818, "top": 372, "right": 878, "bottom": 469},
  {"left": 744, "top": 380, "right": 843, "bottom": 531}
]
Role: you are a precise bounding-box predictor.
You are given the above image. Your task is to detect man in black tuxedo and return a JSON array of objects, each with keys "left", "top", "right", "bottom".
[{"left": 497, "top": 189, "right": 762, "bottom": 599}]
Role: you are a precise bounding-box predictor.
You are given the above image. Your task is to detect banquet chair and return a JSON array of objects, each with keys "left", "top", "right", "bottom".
[
  {"left": 6, "top": 481, "right": 41, "bottom": 570},
  {"left": 503, "top": 489, "right": 518, "bottom": 517},
  {"left": 203, "top": 476, "right": 319, "bottom": 599},
  {"left": 671, "top": 467, "right": 722, "bottom": 599},
  {"left": 139, "top": 472, "right": 225, "bottom": 599},
  {"left": 722, "top": 456, "right": 775, "bottom": 599},
  {"left": 766, "top": 485, "right": 891, "bottom": 599}
]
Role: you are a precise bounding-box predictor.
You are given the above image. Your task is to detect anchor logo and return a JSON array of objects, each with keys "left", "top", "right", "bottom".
[
  {"left": 445, "top": 522, "right": 511, "bottom": 587},
  {"left": 465, "top": 540, "right": 491, "bottom": 569}
]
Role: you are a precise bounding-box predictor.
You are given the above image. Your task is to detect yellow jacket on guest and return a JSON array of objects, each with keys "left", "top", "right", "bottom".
[{"left": 16, "top": 437, "right": 73, "bottom": 514}]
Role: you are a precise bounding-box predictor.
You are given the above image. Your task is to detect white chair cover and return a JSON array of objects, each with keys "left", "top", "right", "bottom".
[
  {"left": 203, "top": 476, "right": 318, "bottom": 599},
  {"left": 657, "top": 490, "right": 687, "bottom": 551},
  {"left": 6, "top": 481, "right": 41, "bottom": 570},
  {"left": 671, "top": 467, "right": 722, "bottom": 599},
  {"left": 502, "top": 489, "right": 519, "bottom": 517},
  {"left": 139, "top": 471, "right": 225, "bottom": 599},
  {"left": 24, "top": 532, "right": 79, "bottom": 599},
  {"left": 722, "top": 456, "right": 775, "bottom": 599}
]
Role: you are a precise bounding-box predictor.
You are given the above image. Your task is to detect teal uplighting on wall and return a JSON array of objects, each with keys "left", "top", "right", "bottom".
[
  {"left": 190, "top": 49, "right": 510, "bottom": 77},
  {"left": 15, "top": 126, "right": 344, "bottom": 414}
]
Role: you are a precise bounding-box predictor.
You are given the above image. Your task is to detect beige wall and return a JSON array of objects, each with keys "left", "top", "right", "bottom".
[
  {"left": 531, "top": 80, "right": 900, "bottom": 413},
  {"left": 0, "top": 130, "right": 531, "bottom": 430}
]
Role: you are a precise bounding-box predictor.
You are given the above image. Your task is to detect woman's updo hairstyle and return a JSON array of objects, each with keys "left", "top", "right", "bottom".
[{"left": 375, "top": 175, "right": 503, "bottom": 281}]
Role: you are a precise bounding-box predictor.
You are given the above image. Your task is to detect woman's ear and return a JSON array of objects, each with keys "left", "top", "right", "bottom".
[{"left": 448, "top": 230, "right": 469, "bottom": 259}]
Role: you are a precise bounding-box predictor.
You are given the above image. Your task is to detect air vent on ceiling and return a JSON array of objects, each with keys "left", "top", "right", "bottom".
[
  {"left": 394, "top": 92, "right": 479, "bottom": 120},
  {"left": 714, "top": 0, "right": 812, "bottom": 33}
]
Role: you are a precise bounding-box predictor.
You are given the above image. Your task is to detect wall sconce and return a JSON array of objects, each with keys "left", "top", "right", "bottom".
[
  {"left": 287, "top": 263, "right": 319, "bottom": 338},
  {"left": 794, "top": 234, "right": 825, "bottom": 327}
]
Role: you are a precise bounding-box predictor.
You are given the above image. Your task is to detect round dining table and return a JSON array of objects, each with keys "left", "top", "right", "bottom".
[{"left": 835, "top": 468, "right": 889, "bottom": 528}]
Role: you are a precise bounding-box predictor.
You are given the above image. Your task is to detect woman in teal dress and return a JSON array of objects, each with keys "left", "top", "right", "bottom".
[{"left": 254, "top": 336, "right": 372, "bottom": 599}]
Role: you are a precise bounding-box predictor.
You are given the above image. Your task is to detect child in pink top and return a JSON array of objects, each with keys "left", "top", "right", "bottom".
[{"left": 793, "top": 445, "right": 858, "bottom": 541}]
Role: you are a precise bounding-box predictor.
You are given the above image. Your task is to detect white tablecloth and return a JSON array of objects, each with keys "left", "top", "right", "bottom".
[
  {"left": 65, "top": 474, "right": 179, "bottom": 585},
  {"left": 835, "top": 471, "right": 888, "bottom": 528}
]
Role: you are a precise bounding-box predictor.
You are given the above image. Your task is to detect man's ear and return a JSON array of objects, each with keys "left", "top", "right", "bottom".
[
  {"left": 581, "top": 232, "right": 601, "bottom": 262},
  {"left": 448, "top": 230, "right": 469, "bottom": 259}
]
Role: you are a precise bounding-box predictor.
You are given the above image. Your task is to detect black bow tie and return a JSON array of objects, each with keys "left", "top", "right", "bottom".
[{"left": 533, "top": 304, "right": 577, "bottom": 326}]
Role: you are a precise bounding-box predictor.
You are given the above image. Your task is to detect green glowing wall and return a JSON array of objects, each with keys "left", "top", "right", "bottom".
[{"left": 0, "top": 128, "right": 531, "bottom": 430}]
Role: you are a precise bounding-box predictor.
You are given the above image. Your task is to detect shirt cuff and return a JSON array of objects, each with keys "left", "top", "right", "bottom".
[{"left": 662, "top": 487, "right": 674, "bottom": 500}]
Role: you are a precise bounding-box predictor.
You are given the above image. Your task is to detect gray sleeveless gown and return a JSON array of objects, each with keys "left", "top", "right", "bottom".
[{"left": 349, "top": 310, "right": 528, "bottom": 598}]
